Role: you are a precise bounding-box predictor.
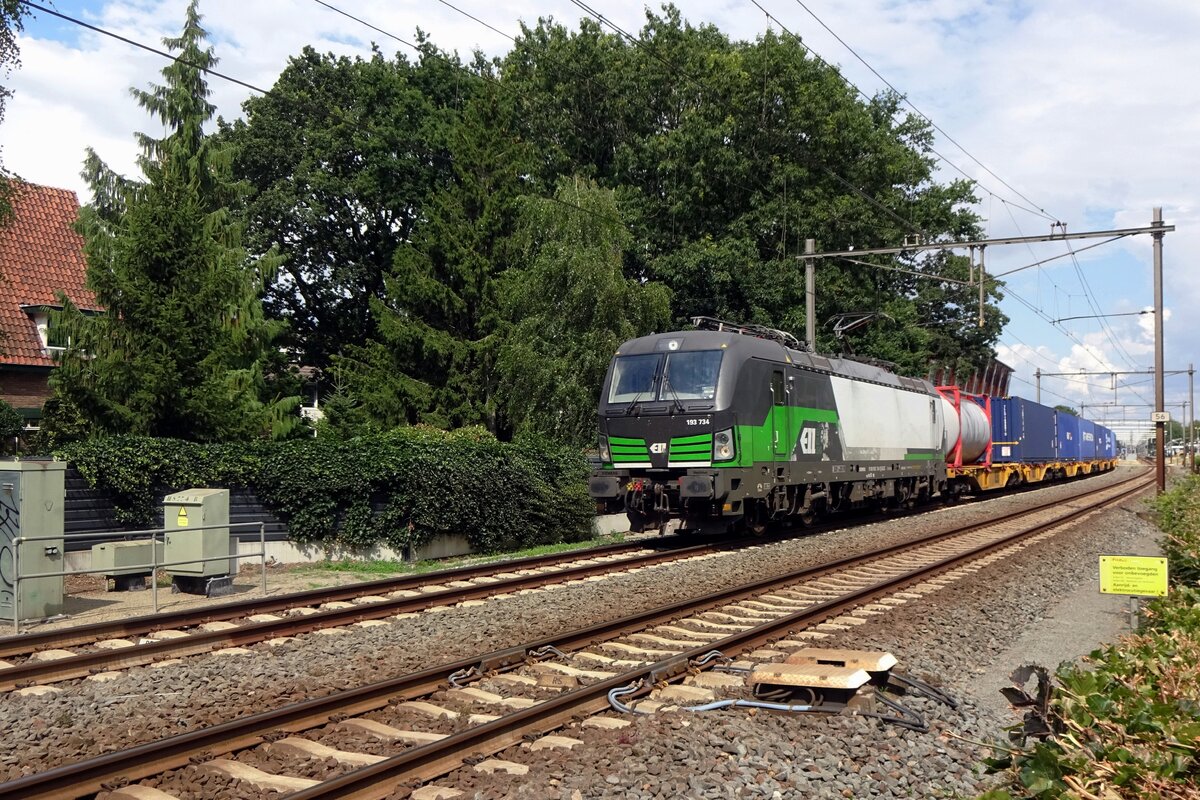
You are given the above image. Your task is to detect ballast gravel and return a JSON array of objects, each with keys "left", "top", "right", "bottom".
[{"left": 0, "top": 466, "right": 1164, "bottom": 800}]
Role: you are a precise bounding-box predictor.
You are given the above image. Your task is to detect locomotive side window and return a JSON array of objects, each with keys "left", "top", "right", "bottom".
[
  {"left": 608, "top": 354, "right": 662, "bottom": 403},
  {"left": 771, "top": 370, "right": 785, "bottom": 405},
  {"left": 661, "top": 350, "right": 723, "bottom": 400}
]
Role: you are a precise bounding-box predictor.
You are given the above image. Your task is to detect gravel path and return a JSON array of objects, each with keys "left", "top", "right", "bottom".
[{"left": 0, "top": 466, "right": 1161, "bottom": 799}]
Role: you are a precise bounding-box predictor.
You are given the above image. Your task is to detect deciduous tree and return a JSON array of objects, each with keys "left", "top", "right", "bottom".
[{"left": 495, "top": 179, "right": 670, "bottom": 444}]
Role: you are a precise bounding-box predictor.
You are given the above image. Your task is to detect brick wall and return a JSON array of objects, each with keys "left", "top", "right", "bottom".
[{"left": 0, "top": 368, "right": 51, "bottom": 411}]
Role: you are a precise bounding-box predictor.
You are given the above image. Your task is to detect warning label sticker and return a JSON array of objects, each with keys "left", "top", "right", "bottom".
[
  {"left": 1099, "top": 555, "right": 1168, "bottom": 597},
  {"left": 177, "top": 507, "right": 189, "bottom": 528}
]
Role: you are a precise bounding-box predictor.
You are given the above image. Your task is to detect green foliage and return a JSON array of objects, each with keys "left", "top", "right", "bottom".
[
  {"left": 50, "top": 2, "right": 296, "bottom": 443},
  {"left": 231, "top": 7, "right": 1004, "bottom": 439},
  {"left": 978, "top": 478, "right": 1200, "bottom": 799},
  {"left": 495, "top": 178, "right": 671, "bottom": 445},
  {"left": 0, "top": 397, "right": 20, "bottom": 436},
  {"left": 31, "top": 395, "right": 90, "bottom": 453},
  {"left": 332, "top": 70, "right": 530, "bottom": 433},
  {"left": 223, "top": 44, "right": 460, "bottom": 373},
  {"left": 0, "top": 397, "right": 20, "bottom": 445},
  {"left": 499, "top": 12, "right": 1004, "bottom": 373},
  {"left": 57, "top": 429, "right": 593, "bottom": 553},
  {"left": 1053, "top": 405, "right": 1078, "bottom": 416},
  {"left": 1152, "top": 474, "right": 1200, "bottom": 587},
  {"left": 980, "top": 590, "right": 1200, "bottom": 799}
]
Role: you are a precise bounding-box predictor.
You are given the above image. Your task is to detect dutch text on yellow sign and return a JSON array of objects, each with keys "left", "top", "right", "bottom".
[
  {"left": 1099, "top": 555, "right": 1168, "bottom": 597},
  {"left": 177, "top": 507, "right": 189, "bottom": 528}
]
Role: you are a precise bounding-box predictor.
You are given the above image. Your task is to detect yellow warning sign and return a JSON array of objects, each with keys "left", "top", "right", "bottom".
[
  {"left": 177, "top": 507, "right": 189, "bottom": 528},
  {"left": 1099, "top": 555, "right": 1167, "bottom": 597}
]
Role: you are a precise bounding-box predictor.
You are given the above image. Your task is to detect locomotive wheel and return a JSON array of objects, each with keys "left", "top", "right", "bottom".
[{"left": 746, "top": 505, "right": 768, "bottom": 536}]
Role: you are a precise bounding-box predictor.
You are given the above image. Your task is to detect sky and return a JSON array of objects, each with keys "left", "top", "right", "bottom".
[{"left": 2, "top": 0, "right": 1197, "bottom": 446}]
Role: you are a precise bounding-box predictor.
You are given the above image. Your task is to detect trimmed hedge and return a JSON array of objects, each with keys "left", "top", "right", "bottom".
[
  {"left": 978, "top": 477, "right": 1200, "bottom": 799},
  {"left": 57, "top": 428, "right": 595, "bottom": 553}
]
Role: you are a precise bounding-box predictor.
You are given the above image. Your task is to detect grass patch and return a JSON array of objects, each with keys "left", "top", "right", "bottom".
[{"left": 289, "top": 532, "right": 628, "bottom": 577}]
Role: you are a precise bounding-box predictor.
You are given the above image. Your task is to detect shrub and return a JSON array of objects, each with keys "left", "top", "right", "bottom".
[
  {"left": 0, "top": 398, "right": 22, "bottom": 444},
  {"left": 57, "top": 429, "right": 594, "bottom": 553},
  {"left": 979, "top": 478, "right": 1200, "bottom": 799},
  {"left": 1151, "top": 473, "right": 1200, "bottom": 585},
  {"left": 979, "top": 589, "right": 1200, "bottom": 799}
]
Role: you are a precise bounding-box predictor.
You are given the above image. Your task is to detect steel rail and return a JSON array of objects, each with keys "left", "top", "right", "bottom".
[
  {"left": 0, "top": 541, "right": 734, "bottom": 692},
  {"left": 0, "top": 465, "right": 1121, "bottom": 658},
  {"left": 0, "top": 472, "right": 1150, "bottom": 800},
  {"left": 0, "top": 468, "right": 1130, "bottom": 661},
  {"left": 0, "top": 538, "right": 676, "bottom": 657},
  {"left": 291, "top": 474, "right": 1156, "bottom": 799}
]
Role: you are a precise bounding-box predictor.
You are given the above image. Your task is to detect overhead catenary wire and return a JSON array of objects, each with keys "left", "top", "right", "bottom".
[
  {"left": 992, "top": 236, "right": 1130, "bottom": 278},
  {"left": 16, "top": 0, "right": 270, "bottom": 94},
  {"left": 563, "top": 0, "right": 932, "bottom": 240},
  {"left": 786, "top": 0, "right": 1057, "bottom": 224},
  {"left": 1001, "top": 286, "right": 1153, "bottom": 407},
  {"left": 987, "top": 202, "right": 1145, "bottom": 380},
  {"left": 27, "top": 0, "right": 627, "bottom": 243},
  {"left": 308, "top": 0, "right": 630, "bottom": 228},
  {"left": 747, "top": 0, "right": 1057, "bottom": 226},
  {"left": 1064, "top": 242, "right": 1141, "bottom": 368}
]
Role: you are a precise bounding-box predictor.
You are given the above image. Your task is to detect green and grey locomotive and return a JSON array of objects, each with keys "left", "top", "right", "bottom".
[{"left": 587, "top": 317, "right": 989, "bottom": 535}]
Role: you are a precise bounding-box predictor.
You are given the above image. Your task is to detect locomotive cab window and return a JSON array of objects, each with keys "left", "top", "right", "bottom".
[
  {"left": 608, "top": 354, "right": 662, "bottom": 404},
  {"left": 771, "top": 370, "right": 786, "bottom": 405},
  {"left": 661, "top": 350, "right": 723, "bottom": 400}
]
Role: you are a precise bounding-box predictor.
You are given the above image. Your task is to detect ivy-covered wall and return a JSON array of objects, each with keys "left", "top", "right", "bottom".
[{"left": 57, "top": 427, "right": 594, "bottom": 553}]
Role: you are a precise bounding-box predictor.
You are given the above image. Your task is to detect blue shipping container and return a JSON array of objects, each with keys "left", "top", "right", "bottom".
[
  {"left": 1078, "top": 418, "right": 1097, "bottom": 459},
  {"left": 1096, "top": 425, "right": 1116, "bottom": 458},
  {"left": 991, "top": 396, "right": 1057, "bottom": 462},
  {"left": 1056, "top": 412, "right": 1081, "bottom": 460}
]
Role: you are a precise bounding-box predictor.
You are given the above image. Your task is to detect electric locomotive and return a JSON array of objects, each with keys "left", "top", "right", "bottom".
[{"left": 588, "top": 317, "right": 990, "bottom": 535}]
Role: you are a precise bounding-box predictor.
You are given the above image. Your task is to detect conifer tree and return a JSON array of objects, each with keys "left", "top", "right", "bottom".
[{"left": 50, "top": 1, "right": 297, "bottom": 442}]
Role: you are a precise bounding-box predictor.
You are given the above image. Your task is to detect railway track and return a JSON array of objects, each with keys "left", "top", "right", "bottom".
[
  {"left": 0, "top": 470, "right": 1152, "bottom": 800},
  {"left": 0, "top": 540, "right": 737, "bottom": 691},
  {"left": 0, "top": 474, "right": 1069, "bottom": 691}
]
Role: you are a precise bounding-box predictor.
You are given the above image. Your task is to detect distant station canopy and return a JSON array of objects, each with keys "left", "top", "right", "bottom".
[{"left": 928, "top": 358, "right": 1014, "bottom": 397}]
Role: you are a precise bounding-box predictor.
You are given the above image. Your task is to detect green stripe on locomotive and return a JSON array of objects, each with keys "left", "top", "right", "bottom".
[{"left": 710, "top": 406, "right": 840, "bottom": 468}]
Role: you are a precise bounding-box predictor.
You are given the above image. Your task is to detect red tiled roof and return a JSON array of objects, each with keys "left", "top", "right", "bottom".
[{"left": 0, "top": 182, "right": 99, "bottom": 367}]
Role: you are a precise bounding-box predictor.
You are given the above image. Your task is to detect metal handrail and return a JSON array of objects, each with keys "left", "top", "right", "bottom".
[{"left": 11, "top": 521, "right": 268, "bottom": 635}]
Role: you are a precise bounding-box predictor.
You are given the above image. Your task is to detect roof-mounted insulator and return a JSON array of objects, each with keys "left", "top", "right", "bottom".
[{"left": 690, "top": 315, "right": 805, "bottom": 350}]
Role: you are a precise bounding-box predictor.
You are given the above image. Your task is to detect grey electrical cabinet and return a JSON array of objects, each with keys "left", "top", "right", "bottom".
[
  {"left": 0, "top": 459, "right": 66, "bottom": 621},
  {"left": 163, "top": 489, "right": 231, "bottom": 594},
  {"left": 91, "top": 540, "right": 164, "bottom": 590}
]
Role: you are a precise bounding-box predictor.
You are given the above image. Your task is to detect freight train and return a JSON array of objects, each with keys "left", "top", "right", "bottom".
[{"left": 587, "top": 317, "right": 1117, "bottom": 535}]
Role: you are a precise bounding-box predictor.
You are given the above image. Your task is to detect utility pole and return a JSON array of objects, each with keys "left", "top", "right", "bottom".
[
  {"left": 1035, "top": 368, "right": 1041, "bottom": 404},
  {"left": 1191, "top": 364, "right": 1196, "bottom": 473},
  {"left": 977, "top": 246, "right": 986, "bottom": 328},
  {"left": 805, "top": 238, "right": 816, "bottom": 352},
  {"left": 1152, "top": 208, "right": 1166, "bottom": 493}
]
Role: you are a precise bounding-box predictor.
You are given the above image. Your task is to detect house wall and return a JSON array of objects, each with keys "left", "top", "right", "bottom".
[{"left": 0, "top": 369, "right": 51, "bottom": 411}]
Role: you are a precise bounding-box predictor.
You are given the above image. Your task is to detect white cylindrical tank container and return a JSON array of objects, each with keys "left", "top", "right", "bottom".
[{"left": 939, "top": 395, "right": 990, "bottom": 464}]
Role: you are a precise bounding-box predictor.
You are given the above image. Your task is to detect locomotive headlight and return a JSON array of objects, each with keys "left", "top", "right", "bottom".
[
  {"left": 713, "top": 428, "right": 736, "bottom": 461},
  {"left": 599, "top": 435, "right": 610, "bottom": 462}
]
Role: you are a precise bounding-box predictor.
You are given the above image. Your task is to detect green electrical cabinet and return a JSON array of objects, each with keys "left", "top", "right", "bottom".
[
  {"left": 163, "top": 488, "right": 231, "bottom": 595},
  {"left": 0, "top": 459, "right": 66, "bottom": 621}
]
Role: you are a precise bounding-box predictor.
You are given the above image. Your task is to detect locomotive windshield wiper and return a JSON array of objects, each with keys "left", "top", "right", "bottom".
[
  {"left": 661, "top": 374, "right": 686, "bottom": 415},
  {"left": 624, "top": 378, "right": 655, "bottom": 416}
]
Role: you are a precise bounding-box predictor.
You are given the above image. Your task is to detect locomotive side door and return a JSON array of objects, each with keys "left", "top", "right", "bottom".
[{"left": 770, "top": 369, "right": 791, "bottom": 463}]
